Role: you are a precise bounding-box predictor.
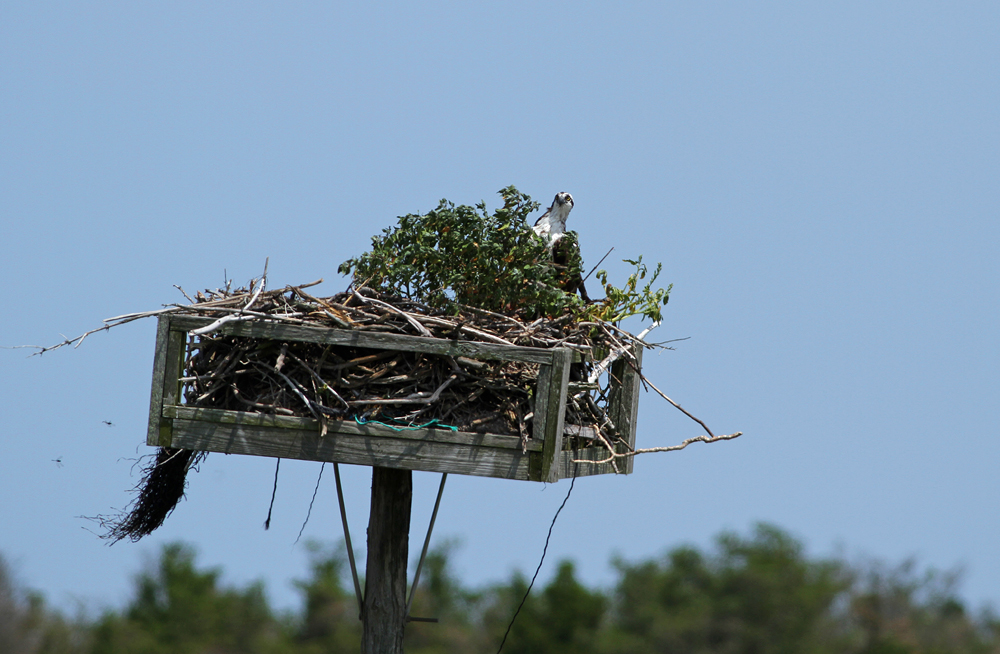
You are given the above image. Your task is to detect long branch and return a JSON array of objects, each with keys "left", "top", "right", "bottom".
[
  {"left": 573, "top": 431, "right": 743, "bottom": 465},
  {"left": 636, "top": 368, "right": 716, "bottom": 438}
]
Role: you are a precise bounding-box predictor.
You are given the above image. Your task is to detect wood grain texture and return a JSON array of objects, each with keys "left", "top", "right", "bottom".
[
  {"left": 363, "top": 467, "right": 410, "bottom": 654},
  {"left": 168, "top": 314, "right": 559, "bottom": 364},
  {"left": 557, "top": 448, "right": 622, "bottom": 479},
  {"left": 162, "top": 405, "right": 544, "bottom": 452},
  {"left": 147, "top": 317, "right": 639, "bottom": 481},
  {"left": 537, "top": 348, "right": 572, "bottom": 482},
  {"left": 167, "top": 417, "right": 544, "bottom": 481},
  {"left": 148, "top": 317, "right": 185, "bottom": 447},
  {"left": 608, "top": 342, "right": 643, "bottom": 475},
  {"left": 146, "top": 316, "right": 171, "bottom": 447}
]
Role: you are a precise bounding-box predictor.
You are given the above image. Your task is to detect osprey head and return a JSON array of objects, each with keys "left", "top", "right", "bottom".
[{"left": 553, "top": 192, "right": 574, "bottom": 211}]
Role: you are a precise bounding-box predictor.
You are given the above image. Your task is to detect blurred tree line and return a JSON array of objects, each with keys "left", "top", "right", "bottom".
[{"left": 3, "top": 523, "right": 998, "bottom": 654}]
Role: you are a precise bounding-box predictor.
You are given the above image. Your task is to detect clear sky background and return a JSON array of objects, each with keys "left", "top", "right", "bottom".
[{"left": 2, "top": 2, "right": 998, "bottom": 616}]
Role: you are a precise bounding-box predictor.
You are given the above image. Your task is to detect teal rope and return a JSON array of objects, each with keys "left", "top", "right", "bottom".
[{"left": 354, "top": 415, "right": 458, "bottom": 432}]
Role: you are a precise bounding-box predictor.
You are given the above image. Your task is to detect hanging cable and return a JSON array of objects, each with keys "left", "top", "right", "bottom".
[
  {"left": 496, "top": 469, "right": 578, "bottom": 654},
  {"left": 263, "top": 458, "right": 280, "bottom": 530},
  {"left": 294, "top": 462, "right": 325, "bottom": 544}
]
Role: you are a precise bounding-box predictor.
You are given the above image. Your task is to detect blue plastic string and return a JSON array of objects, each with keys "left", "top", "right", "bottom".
[{"left": 354, "top": 415, "right": 458, "bottom": 432}]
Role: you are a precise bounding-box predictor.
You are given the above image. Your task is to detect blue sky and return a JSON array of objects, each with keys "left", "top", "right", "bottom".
[{"left": 2, "top": 1, "right": 998, "bottom": 615}]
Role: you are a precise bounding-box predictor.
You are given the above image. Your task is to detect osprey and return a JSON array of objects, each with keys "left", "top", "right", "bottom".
[
  {"left": 532, "top": 192, "right": 574, "bottom": 245},
  {"left": 533, "top": 191, "right": 591, "bottom": 302}
]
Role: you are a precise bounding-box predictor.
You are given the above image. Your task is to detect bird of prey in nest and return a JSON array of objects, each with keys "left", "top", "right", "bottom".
[
  {"left": 532, "top": 191, "right": 575, "bottom": 245},
  {"left": 533, "top": 192, "right": 591, "bottom": 302}
]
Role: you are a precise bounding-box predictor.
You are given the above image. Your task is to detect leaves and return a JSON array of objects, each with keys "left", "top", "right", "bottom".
[
  {"left": 340, "top": 186, "right": 673, "bottom": 326},
  {"left": 590, "top": 256, "right": 671, "bottom": 324},
  {"left": 8, "top": 526, "right": 1000, "bottom": 654},
  {"left": 339, "top": 186, "right": 582, "bottom": 317}
]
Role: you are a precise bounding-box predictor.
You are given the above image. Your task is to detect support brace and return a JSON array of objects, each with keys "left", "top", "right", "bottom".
[
  {"left": 334, "top": 463, "right": 364, "bottom": 617},
  {"left": 406, "top": 473, "right": 448, "bottom": 620},
  {"left": 334, "top": 466, "right": 449, "bottom": 625}
]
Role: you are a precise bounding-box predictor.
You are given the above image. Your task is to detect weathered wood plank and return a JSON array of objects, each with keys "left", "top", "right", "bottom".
[
  {"left": 146, "top": 316, "right": 171, "bottom": 447},
  {"left": 538, "top": 348, "right": 572, "bottom": 483},
  {"left": 363, "top": 467, "right": 410, "bottom": 654},
  {"left": 147, "top": 316, "right": 640, "bottom": 481},
  {"left": 557, "top": 448, "right": 624, "bottom": 479},
  {"left": 168, "top": 418, "right": 540, "bottom": 480},
  {"left": 608, "top": 342, "right": 643, "bottom": 475},
  {"left": 562, "top": 424, "right": 598, "bottom": 440},
  {"left": 532, "top": 362, "right": 552, "bottom": 445},
  {"left": 168, "top": 315, "right": 559, "bottom": 365},
  {"left": 162, "top": 329, "right": 185, "bottom": 408},
  {"left": 162, "top": 405, "right": 545, "bottom": 452},
  {"left": 148, "top": 317, "right": 186, "bottom": 447}
]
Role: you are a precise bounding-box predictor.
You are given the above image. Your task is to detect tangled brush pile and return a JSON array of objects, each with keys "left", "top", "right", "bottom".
[
  {"left": 180, "top": 283, "right": 635, "bottom": 440},
  {"left": 92, "top": 186, "right": 683, "bottom": 542}
]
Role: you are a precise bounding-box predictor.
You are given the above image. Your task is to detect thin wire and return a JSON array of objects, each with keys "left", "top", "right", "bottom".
[
  {"left": 335, "top": 463, "right": 365, "bottom": 617},
  {"left": 294, "top": 462, "right": 326, "bottom": 544},
  {"left": 496, "top": 472, "right": 577, "bottom": 654},
  {"left": 406, "top": 473, "right": 448, "bottom": 617},
  {"left": 263, "top": 458, "right": 281, "bottom": 530}
]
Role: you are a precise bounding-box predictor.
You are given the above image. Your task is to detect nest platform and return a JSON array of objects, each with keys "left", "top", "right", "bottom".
[{"left": 148, "top": 309, "right": 641, "bottom": 483}]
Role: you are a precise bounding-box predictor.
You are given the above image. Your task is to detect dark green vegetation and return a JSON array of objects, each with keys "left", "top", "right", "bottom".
[
  {"left": 338, "top": 186, "right": 670, "bottom": 323},
  {"left": 4, "top": 524, "right": 998, "bottom": 654}
]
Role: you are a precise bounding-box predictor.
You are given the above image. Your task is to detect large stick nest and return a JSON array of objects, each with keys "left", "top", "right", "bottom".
[
  {"left": 182, "top": 281, "right": 634, "bottom": 444},
  {"left": 98, "top": 279, "right": 647, "bottom": 543}
]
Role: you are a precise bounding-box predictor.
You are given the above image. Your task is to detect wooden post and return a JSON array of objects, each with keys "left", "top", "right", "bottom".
[
  {"left": 608, "top": 342, "right": 643, "bottom": 474},
  {"left": 533, "top": 347, "right": 573, "bottom": 482},
  {"left": 362, "top": 467, "right": 412, "bottom": 654}
]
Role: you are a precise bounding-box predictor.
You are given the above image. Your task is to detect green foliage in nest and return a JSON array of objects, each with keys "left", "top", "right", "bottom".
[
  {"left": 339, "top": 186, "right": 581, "bottom": 316},
  {"left": 339, "top": 186, "right": 671, "bottom": 322},
  {"left": 590, "top": 257, "right": 672, "bottom": 324}
]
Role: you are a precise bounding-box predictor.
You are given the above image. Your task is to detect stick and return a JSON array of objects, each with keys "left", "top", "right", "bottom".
[
  {"left": 285, "top": 351, "right": 350, "bottom": 410},
  {"left": 415, "top": 315, "right": 516, "bottom": 346},
  {"left": 254, "top": 362, "right": 322, "bottom": 420},
  {"left": 349, "top": 374, "right": 457, "bottom": 406},
  {"left": 293, "top": 287, "right": 354, "bottom": 327},
  {"left": 573, "top": 432, "right": 743, "bottom": 465},
  {"left": 352, "top": 290, "right": 433, "bottom": 337},
  {"left": 637, "top": 369, "right": 716, "bottom": 438},
  {"left": 582, "top": 247, "right": 614, "bottom": 283},
  {"left": 191, "top": 260, "right": 269, "bottom": 336}
]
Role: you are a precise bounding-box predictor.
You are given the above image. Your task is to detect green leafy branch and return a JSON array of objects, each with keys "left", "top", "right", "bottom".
[
  {"left": 588, "top": 256, "right": 671, "bottom": 324},
  {"left": 339, "top": 186, "right": 671, "bottom": 323},
  {"left": 338, "top": 186, "right": 582, "bottom": 316}
]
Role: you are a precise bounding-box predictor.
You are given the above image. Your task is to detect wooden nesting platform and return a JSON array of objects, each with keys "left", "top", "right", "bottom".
[{"left": 147, "top": 314, "right": 641, "bottom": 482}]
